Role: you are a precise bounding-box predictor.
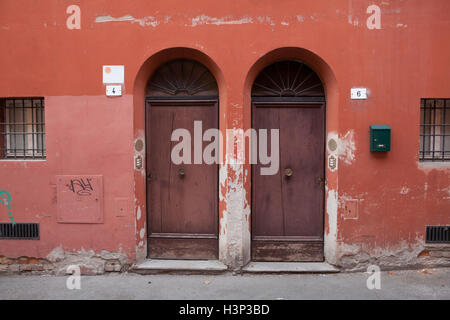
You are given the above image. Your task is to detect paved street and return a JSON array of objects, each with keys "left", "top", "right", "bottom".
[{"left": 0, "top": 268, "right": 449, "bottom": 300}]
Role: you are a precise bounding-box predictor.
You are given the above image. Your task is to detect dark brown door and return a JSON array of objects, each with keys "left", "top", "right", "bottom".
[
  {"left": 251, "top": 102, "right": 325, "bottom": 261},
  {"left": 146, "top": 100, "right": 218, "bottom": 259}
]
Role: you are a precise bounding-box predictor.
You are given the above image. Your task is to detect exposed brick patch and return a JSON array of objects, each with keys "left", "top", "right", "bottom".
[
  {"left": 0, "top": 257, "right": 14, "bottom": 265},
  {"left": 0, "top": 256, "right": 53, "bottom": 274},
  {"left": 417, "top": 250, "right": 430, "bottom": 258}
]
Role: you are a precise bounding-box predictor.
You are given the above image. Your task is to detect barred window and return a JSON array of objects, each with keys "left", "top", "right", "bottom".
[
  {"left": 420, "top": 98, "right": 450, "bottom": 161},
  {"left": 0, "top": 98, "right": 46, "bottom": 159}
]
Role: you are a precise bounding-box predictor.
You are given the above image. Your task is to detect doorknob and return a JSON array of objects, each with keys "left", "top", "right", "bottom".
[
  {"left": 284, "top": 168, "right": 293, "bottom": 177},
  {"left": 178, "top": 167, "right": 185, "bottom": 177}
]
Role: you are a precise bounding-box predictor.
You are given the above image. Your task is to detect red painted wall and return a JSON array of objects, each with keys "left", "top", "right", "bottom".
[{"left": 0, "top": 0, "right": 449, "bottom": 266}]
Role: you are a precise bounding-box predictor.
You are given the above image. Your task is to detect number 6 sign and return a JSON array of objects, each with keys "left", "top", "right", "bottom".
[{"left": 351, "top": 88, "right": 367, "bottom": 100}]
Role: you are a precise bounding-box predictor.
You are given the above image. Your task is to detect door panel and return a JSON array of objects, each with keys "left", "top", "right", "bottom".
[
  {"left": 252, "top": 242, "right": 324, "bottom": 262},
  {"left": 252, "top": 102, "right": 325, "bottom": 262},
  {"left": 252, "top": 107, "right": 284, "bottom": 236},
  {"left": 146, "top": 101, "right": 218, "bottom": 259}
]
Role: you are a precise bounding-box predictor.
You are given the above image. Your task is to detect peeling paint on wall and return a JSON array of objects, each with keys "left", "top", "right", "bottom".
[
  {"left": 256, "top": 16, "right": 275, "bottom": 26},
  {"left": 190, "top": 15, "right": 253, "bottom": 27},
  {"left": 338, "top": 130, "right": 356, "bottom": 165},
  {"left": 91, "top": 13, "right": 348, "bottom": 29},
  {"left": 95, "top": 15, "right": 169, "bottom": 27},
  {"left": 95, "top": 15, "right": 134, "bottom": 23},
  {"left": 219, "top": 163, "right": 227, "bottom": 202},
  {"left": 219, "top": 153, "right": 251, "bottom": 268},
  {"left": 136, "top": 205, "right": 141, "bottom": 220},
  {"left": 325, "top": 188, "right": 338, "bottom": 264},
  {"left": 400, "top": 186, "right": 410, "bottom": 195}
]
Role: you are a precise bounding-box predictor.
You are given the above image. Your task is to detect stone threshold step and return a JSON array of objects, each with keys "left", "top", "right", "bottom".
[
  {"left": 242, "top": 262, "right": 340, "bottom": 274},
  {"left": 130, "top": 259, "right": 228, "bottom": 275}
]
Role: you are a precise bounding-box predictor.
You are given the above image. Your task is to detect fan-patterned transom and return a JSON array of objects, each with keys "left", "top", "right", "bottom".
[
  {"left": 252, "top": 60, "right": 324, "bottom": 97},
  {"left": 147, "top": 59, "right": 218, "bottom": 98}
]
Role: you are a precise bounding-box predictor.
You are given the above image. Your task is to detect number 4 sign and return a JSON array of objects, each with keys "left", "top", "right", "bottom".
[{"left": 106, "top": 85, "right": 122, "bottom": 97}]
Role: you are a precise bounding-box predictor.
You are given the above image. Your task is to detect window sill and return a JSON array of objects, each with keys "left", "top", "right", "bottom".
[
  {"left": 424, "top": 243, "right": 450, "bottom": 249},
  {"left": 418, "top": 161, "right": 450, "bottom": 169}
]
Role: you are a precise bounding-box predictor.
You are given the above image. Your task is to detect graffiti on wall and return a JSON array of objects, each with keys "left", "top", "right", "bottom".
[
  {"left": 66, "top": 178, "right": 94, "bottom": 196},
  {"left": 0, "top": 190, "right": 16, "bottom": 224}
]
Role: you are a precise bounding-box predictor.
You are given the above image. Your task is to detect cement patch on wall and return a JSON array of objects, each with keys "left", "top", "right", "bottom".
[
  {"left": 337, "top": 242, "right": 450, "bottom": 271},
  {"left": 0, "top": 246, "right": 129, "bottom": 275},
  {"left": 219, "top": 161, "right": 251, "bottom": 269}
]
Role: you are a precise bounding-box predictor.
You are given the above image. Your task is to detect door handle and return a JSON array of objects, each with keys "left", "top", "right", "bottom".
[
  {"left": 178, "top": 167, "right": 185, "bottom": 177},
  {"left": 317, "top": 177, "right": 326, "bottom": 185}
]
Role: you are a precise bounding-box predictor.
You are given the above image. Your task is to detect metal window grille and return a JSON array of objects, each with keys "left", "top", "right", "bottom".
[
  {"left": 0, "top": 98, "right": 46, "bottom": 159},
  {"left": 419, "top": 98, "right": 450, "bottom": 161}
]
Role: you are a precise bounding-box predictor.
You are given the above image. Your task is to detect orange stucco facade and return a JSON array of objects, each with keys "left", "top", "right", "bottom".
[{"left": 0, "top": 0, "right": 449, "bottom": 272}]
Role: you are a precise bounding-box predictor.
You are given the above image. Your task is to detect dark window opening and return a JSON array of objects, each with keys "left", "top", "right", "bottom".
[
  {"left": 0, "top": 98, "right": 46, "bottom": 159},
  {"left": 420, "top": 98, "right": 450, "bottom": 161}
]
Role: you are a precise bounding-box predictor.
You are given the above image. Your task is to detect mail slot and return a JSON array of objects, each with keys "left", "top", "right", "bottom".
[{"left": 370, "top": 125, "right": 391, "bottom": 152}]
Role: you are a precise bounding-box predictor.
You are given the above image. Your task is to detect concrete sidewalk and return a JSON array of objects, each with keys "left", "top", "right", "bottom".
[{"left": 0, "top": 268, "right": 449, "bottom": 300}]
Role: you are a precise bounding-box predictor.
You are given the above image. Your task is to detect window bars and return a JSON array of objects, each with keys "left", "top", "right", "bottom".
[
  {"left": 420, "top": 98, "right": 450, "bottom": 161},
  {"left": 0, "top": 98, "right": 46, "bottom": 159}
]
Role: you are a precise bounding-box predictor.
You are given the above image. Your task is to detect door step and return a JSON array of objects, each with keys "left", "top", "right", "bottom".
[
  {"left": 242, "top": 262, "right": 339, "bottom": 274},
  {"left": 130, "top": 259, "right": 228, "bottom": 275}
]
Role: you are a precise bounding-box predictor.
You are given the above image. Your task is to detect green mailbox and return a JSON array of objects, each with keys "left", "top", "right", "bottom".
[{"left": 370, "top": 125, "right": 391, "bottom": 152}]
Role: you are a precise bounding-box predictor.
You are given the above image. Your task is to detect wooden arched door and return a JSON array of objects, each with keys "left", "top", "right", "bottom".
[
  {"left": 146, "top": 59, "right": 219, "bottom": 259},
  {"left": 251, "top": 60, "right": 326, "bottom": 261}
]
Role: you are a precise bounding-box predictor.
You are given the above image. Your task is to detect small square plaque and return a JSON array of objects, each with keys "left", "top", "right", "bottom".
[
  {"left": 56, "top": 175, "right": 104, "bottom": 223},
  {"left": 106, "top": 85, "right": 122, "bottom": 96},
  {"left": 103, "top": 65, "right": 124, "bottom": 84},
  {"left": 351, "top": 88, "right": 367, "bottom": 100}
]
